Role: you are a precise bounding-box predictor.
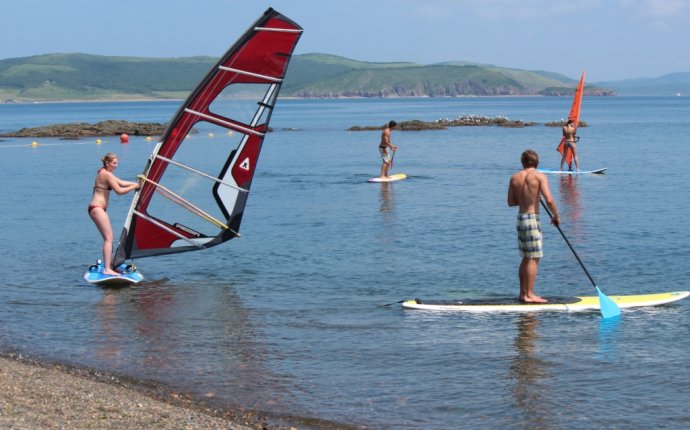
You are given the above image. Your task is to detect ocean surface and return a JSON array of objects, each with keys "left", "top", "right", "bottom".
[{"left": 1, "top": 96, "right": 689, "bottom": 429}]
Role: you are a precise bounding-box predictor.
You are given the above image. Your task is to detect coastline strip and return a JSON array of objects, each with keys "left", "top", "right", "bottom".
[{"left": 0, "top": 354, "right": 258, "bottom": 429}]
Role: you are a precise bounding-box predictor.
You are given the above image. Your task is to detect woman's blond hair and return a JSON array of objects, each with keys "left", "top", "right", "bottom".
[{"left": 101, "top": 152, "right": 118, "bottom": 167}]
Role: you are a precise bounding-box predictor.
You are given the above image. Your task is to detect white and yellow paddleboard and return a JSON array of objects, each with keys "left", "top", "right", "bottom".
[
  {"left": 402, "top": 291, "right": 690, "bottom": 312},
  {"left": 368, "top": 173, "right": 407, "bottom": 183}
]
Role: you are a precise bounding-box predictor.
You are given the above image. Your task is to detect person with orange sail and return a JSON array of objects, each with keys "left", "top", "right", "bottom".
[
  {"left": 559, "top": 119, "right": 579, "bottom": 171},
  {"left": 557, "top": 71, "right": 585, "bottom": 171}
]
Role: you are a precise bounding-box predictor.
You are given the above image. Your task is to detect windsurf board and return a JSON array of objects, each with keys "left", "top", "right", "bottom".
[
  {"left": 537, "top": 167, "right": 606, "bottom": 175},
  {"left": 84, "top": 260, "right": 144, "bottom": 286}
]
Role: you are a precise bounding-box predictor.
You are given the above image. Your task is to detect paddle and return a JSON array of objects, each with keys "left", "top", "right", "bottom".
[
  {"left": 379, "top": 300, "right": 404, "bottom": 308},
  {"left": 539, "top": 199, "right": 621, "bottom": 318},
  {"left": 390, "top": 148, "right": 396, "bottom": 170}
]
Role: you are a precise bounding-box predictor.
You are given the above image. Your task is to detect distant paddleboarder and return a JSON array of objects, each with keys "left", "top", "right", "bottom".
[
  {"left": 508, "top": 149, "right": 560, "bottom": 304},
  {"left": 378, "top": 120, "right": 397, "bottom": 179}
]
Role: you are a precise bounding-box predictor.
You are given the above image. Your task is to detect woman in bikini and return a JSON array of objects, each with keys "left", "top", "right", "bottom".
[
  {"left": 560, "top": 119, "right": 580, "bottom": 171},
  {"left": 89, "top": 153, "right": 140, "bottom": 276}
]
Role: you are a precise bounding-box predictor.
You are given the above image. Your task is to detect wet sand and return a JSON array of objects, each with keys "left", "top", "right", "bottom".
[{"left": 0, "top": 354, "right": 265, "bottom": 429}]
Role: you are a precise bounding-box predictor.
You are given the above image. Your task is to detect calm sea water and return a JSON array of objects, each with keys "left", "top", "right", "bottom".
[{"left": 1, "top": 97, "right": 689, "bottom": 429}]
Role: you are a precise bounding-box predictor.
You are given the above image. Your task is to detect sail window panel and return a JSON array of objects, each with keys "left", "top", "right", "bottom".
[
  {"left": 145, "top": 121, "right": 246, "bottom": 238},
  {"left": 208, "top": 83, "right": 276, "bottom": 128}
]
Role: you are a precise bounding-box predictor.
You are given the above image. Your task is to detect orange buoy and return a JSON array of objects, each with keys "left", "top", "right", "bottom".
[{"left": 120, "top": 133, "right": 129, "bottom": 144}]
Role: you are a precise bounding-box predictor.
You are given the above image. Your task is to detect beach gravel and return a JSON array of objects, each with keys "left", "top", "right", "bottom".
[{"left": 0, "top": 355, "right": 264, "bottom": 429}]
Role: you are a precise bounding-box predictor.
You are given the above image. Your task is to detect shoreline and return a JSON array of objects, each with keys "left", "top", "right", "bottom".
[
  {"left": 0, "top": 351, "right": 358, "bottom": 430},
  {"left": 2, "top": 351, "right": 333, "bottom": 430},
  {"left": 0, "top": 352, "right": 261, "bottom": 429},
  {"left": 1, "top": 93, "right": 619, "bottom": 105}
]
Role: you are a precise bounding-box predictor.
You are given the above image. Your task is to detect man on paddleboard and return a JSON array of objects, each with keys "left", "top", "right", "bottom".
[
  {"left": 508, "top": 149, "right": 560, "bottom": 303},
  {"left": 378, "top": 120, "right": 397, "bottom": 178},
  {"left": 560, "top": 119, "right": 580, "bottom": 171}
]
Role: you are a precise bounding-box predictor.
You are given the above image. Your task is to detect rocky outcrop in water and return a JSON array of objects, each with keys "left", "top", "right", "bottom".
[
  {"left": 544, "top": 120, "right": 588, "bottom": 127},
  {"left": 0, "top": 120, "right": 167, "bottom": 138},
  {"left": 349, "top": 115, "right": 537, "bottom": 131}
]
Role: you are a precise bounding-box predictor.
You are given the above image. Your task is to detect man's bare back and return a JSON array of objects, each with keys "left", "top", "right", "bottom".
[{"left": 508, "top": 168, "right": 556, "bottom": 216}]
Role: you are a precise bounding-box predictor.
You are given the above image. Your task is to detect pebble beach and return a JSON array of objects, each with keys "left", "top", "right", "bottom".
[{"left": 0, "top": 354, "right": 261, "bottom": 430}]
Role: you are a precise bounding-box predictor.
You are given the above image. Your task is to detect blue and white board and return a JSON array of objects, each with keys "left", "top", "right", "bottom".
[
  {"left": 368, "top": 173, "right": 407, "bottom": 183},
  {"left": 83, "top": 260, "right": 144, "bottom": 286},
  {"left": 537, "top": 167, "right": 607, "bottom": 175}
]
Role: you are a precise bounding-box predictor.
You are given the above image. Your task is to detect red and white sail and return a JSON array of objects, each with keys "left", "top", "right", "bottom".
[
  {"left": 113, "top": 8, "right": 302, "bottom": 267},
  {"left": 556, "top": 71, "right": 586, "bottom": 165}
]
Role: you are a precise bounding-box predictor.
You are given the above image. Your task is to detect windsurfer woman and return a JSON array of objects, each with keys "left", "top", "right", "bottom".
[
  {"left": 89, "top": 153, "right": 140, "bottom": 276},
  {"left": 560, "top": 119, "right": 580, "bottom": 171}
]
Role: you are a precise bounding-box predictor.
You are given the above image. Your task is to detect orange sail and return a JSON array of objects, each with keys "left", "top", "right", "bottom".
[{"left": 557, "top": 71, "right": 586, "bottom": 165}]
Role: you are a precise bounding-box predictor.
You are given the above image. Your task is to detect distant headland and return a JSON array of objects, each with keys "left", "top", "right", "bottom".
[{"left": 0, "top": 53, "right": 618, "bottom": 102}]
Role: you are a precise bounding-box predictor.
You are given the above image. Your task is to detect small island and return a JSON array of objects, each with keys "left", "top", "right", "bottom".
[
  {"left": 0, "top": 120, "right": 293, "bottom": 138},
  {"left": 0, "top": 120, "right": 167, "bottom": 138},
  {"left": 544, "top": 120, "right": 588, "bottom": 127},
  {"left": 0, "top": 116, "right": 589, "bottom": 138},
  {"left": 349, "top": 115, "right": 537, "bottom": 131}
]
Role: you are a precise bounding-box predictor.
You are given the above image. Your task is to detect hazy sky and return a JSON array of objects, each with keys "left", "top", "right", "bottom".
[{"left": 3, "top": 0, "right": 689, "bottom": 82}]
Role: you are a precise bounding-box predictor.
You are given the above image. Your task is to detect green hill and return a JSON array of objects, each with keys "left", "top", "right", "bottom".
[
  {"left": 285, "top": 63, "right": 526, "bottom": 97},
  {"left": 0, "top": 53, "right": 215, "bottom": 100},
  {"left": 281, "top": 53, "right": 418, "bottom": 90},
  {"left": 281, "top": 54, "right": 600, "bottom": 97},
  {"left": 0, "top": 52, "right": 612, "bottom": 101}
]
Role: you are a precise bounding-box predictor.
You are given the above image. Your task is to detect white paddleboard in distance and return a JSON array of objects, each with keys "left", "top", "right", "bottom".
[
  {"left": 537, "top": 167, "right": 607, "bottom": 175},
  {"left": 402, "top": 291, "right": 689, "bottom": 312},
  {"left": 83, "top": 260, "right": 144, "bottom": 286},
  {"left": 368, "top": 173, "right": 407, "bottom": 183}
]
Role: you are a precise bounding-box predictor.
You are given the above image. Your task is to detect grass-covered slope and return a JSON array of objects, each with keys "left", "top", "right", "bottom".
[{"left": 0, "top": 52, "right": 617, "bottom": 101}]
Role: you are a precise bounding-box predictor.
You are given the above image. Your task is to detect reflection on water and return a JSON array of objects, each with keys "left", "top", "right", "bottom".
[
  {"left": 378, "top": 182, "right": 397, "bottom": 245},
  {"left": 598, "top": 315, "right": 621, "bottom": 361},
  {"left": 509, "top": 314, "right": 552, "bottom": 429},
  {"left": 94, "top": 291, "right": 123, "bottom": 361},
  {"left": 91, "top": 278, "right": 294, "bottom": 413},
  {"left": 558, "top": 176, "right": 582, "bottom": 236},
  {"left": 378, "top": 182, "right": 395, "bottom": 215}
]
